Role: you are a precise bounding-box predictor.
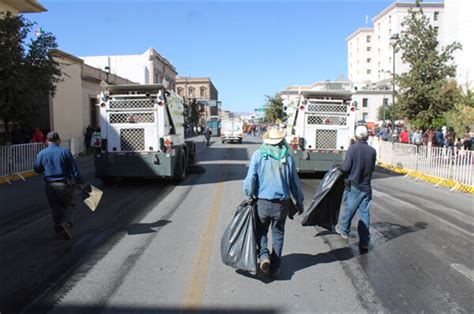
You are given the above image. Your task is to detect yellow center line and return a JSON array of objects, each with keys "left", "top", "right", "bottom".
[{"left": 181, "top": 164, "right": 227, "bottom": 311}]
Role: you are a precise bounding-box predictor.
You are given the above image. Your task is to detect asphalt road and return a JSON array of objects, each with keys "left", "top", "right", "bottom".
[{"left": 0, "top": 135, "right": 472, "bottom": 313}]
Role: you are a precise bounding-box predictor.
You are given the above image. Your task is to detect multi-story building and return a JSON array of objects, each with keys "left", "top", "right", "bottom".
[
  {"left": 347, "top": 28, "right": 375, "bottom": 83},
  {"left": 0, "top": 0, "right": 46, "bottom": 15},
  {"left": 347, "top": 2, "right": 446, "bottom": 122},
  {"left": 348, "top": 2, "right": 444, "bottom": 86},
  {"left": 444, "top": 0, "right": 474, "bottom": 90},
  {"left": 81, "top": 48, "right": 177, "bottom": 91},
  {"left": 176, "top": 77, "right": 219, "bottom": 124}
]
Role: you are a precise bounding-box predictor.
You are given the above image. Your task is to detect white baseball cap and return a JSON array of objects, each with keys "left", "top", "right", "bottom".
[{"left": 355, "top": 125, "right": 368, "bottom": 139}]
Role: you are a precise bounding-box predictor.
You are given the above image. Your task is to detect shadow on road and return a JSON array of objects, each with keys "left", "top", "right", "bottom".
[
  {"left": 372, "top": 221, "right": 428, "bottom": 245},
  {"left": 236, "top": 247, "right": 354, "bottom": 283},
  {"left": 37, "top": 304, "right": 277, "bottom": 313},
  {"left": 125, "top": 219, "right": 172, "bottom": 235},
  {"left": 182, "top": 163, "right": 248, "bottom": 186},
  {"left": 195, "top": 146, "right": 250, "bottom": 162}
]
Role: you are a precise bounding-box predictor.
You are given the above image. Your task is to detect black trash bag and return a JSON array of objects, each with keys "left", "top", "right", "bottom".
[
  {"left": 301, "top": 166, "right": 345, "bottom": 230},
  {"left": 220, "top": 199, "right": 258, "bottom": 273}
]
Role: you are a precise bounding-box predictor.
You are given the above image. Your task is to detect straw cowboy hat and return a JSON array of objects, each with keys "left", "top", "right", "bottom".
[{"left": 262, "top": 128, "right": 286, "bottom": 145}]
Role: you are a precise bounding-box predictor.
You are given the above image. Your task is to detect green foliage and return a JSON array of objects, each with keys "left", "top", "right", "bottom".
[
  {"left": 443, "top": 89, "right": 474, "bottom": 135},
  {"left": 183, "top": 98, "right": 204, "bottom": 128},
  {"left": 393, "top": 2, "right": 461, "bottom": 127},
  {"left": 0, "top": 13, "right": 60, "bottom": 140},
  {"left": 377, "top": 104, "right": 398, "bottom": 122},
  {"left": 264, "top": 94, "right": 287, "bottom": 124}
]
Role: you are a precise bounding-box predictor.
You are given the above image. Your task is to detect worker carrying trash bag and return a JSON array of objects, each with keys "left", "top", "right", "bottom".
[
  {"left": 335, "top": 125, "right": 376, "bottom": 251},
  {"left": 242, "top": 128, "right": 304, "bottom": 278}
]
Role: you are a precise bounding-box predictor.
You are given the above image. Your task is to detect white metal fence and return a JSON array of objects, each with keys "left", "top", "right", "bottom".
[
  {"left": 0, "top": 142, "right": 64, "bottom": 183},
  {"left": 375, "top": 140, "right": 474, "bottom": 191}
]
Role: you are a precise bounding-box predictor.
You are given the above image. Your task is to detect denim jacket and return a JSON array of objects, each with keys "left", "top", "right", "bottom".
[{"left": 243, "top": 149, "right": 304, "bottom": 208}]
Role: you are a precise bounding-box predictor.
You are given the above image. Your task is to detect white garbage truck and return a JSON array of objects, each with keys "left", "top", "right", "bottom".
[
  {"left": 281, "top": 90, "right": 356, "bottom": 173},
  {"left": 220, "top": 118, "right": 244, "bottom": 144},
  {"left": 94, "top": 84, "right": 196, "bottom": 182}
]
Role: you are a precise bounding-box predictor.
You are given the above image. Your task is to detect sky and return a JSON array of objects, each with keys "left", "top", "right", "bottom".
[{"left": 30, "top": 0, "right": 404, "bottom": 113}]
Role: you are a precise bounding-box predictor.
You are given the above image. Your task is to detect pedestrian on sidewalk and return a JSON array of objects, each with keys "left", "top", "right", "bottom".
[
  {"left": 243, "top": 128, "right": 304, "bottom": 278},
  {"left": 34, "top": 131, "right": 84, "bottom": 240},
  {"left": 335, "top": 125, "right": 376, "bottom": 251}
]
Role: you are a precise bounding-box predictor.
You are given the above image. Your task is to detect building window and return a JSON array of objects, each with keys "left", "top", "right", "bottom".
[
  {"left": 434, "top": 11, "right": 439, "bottom": 21},
  {"left": 378, "top": 35, "right": 381, "bottom": 42},
  {"left": 378, "top": 22, "right": 380, "bottom": 30},
  {"left": 200, "top": 86, "right": 207, "bottom": 97},
  {"left": 389, "top": 28, "right": 392, "bottom": 35},
  {"left": 366, "top": 35, "right": 371, "bottom": 43},
  {"left": 367, "top": 69, "right": 371, "bottom": 74},
  {"left": 383, "top": 98, "right": 389, "bottom": 106},
  {"left": 367, "top": 46, "right": 371, "bottom": 52},
  {"left": 188, "top": 87, "right": 194, "bottom": 98},
  {"left": 378, "top": 49, "right": 381, "bottom": 55},
  {"left": 389, "top": 15, "right": 392, "bottom": 24},
  {"left": 177, "top": 87, "right": 184, "bottom": 96},
  {"left": 363, "top": 113, "right": 368, "bottom": 121},
  {"left": 367, "top": 58, "right": 371, "bottom": 63},
  {"left": 434, "top": 26, "right": 439, "bottom": 33},
  {"left": 362, "top": 98, "right": 368, "bottom": 107}
]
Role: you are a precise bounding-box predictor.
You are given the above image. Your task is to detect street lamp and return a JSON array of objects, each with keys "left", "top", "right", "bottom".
[
  {"left": 390, "top": 33, "right": 399, "bottom": 126},
  {"left": 104, "top": 66, "right": 110, "bottom": 84}
]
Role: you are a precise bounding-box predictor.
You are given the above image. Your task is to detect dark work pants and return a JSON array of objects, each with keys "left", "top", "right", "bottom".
[
  {"left": 45, "top": 183, "right": 75, "bottom": 231},
  {"left": 256, "top": 199, "right": 289, "bottom": 269}
]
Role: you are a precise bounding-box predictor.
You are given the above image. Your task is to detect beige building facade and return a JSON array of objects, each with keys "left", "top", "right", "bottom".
[
  {"left": 176, "top": 77, "right": 219, "bottom": 124},
  {"left": 0, "top": 0, "right": 46, "bottom": 15},
  {"left": 44, "top": 50, "right": 133, "bottom": 155}
]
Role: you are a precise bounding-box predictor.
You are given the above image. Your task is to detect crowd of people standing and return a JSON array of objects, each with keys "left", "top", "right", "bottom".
[{"left": 374, "top": 123, "right": 473, "bottom": 153}]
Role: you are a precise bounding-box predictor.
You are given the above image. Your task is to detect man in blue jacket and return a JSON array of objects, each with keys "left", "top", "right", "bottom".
[
  {"left": 336, "top": 125, "right": 376, "bottom": 251},
  {"left": 34, "top": 131, "right": 84, "bottom": 240},
  {"left": 243, "top": 128, "right": 304, "bottom": 278}
]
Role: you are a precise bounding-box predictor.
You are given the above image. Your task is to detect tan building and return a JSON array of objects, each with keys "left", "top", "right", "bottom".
[
  {"left": 0, "top": 0, "right": 46, "bottom": 15},
  {"left": 35, "top": 50, "right": 134, "bottom": 154},
  {"left": 176, "top": 77, "right": 219, "bottom": 124}
]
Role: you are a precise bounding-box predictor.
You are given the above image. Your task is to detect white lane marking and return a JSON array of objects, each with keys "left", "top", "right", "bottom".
[
  {"left": 451, "top": 263, "right": 474, "bottom": 281},
  {"left": 372, "top": 189, "right": 473, "bottom": 238}
]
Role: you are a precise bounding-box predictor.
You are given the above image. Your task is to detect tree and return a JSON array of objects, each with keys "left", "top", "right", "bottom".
[
  {"left": 393, "top": 0, "right": 461, "bottom": 129},
  {"left": 183, "top": 98, "right": 204, "bottom": 130},
  {"left": 264, "top": 94, "right": 286, "bottom": 124},
  {"left": 0, "top": 13, "right": 60, "bottom": 142},
  {"left": 377, "top": 104, "right": 398, "bottom": 122},
  {"left": 443, "top": 88, "right": 474, "bottom": 136}
]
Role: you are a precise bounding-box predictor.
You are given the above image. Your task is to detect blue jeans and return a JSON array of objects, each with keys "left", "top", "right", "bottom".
[
  {"left": 256, "top": 199, "right": 289, "bottom": 268},
  {"left": 338, "top": 186, "right": 372, "bottom": 246}
]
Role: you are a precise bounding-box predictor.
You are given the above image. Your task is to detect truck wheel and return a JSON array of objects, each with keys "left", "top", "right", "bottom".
[{"left": 173, "top": 152, "right": 187, "bottom": 183}]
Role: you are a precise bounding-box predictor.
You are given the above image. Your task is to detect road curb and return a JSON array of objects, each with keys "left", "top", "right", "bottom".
[
  {"left": 0, "top": 170, "right": 37, "bottom": 185},
  {"left": 378, "top": 162, "right": 474, "bottom": 194}
]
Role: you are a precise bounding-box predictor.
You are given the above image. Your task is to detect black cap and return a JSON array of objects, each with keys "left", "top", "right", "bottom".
[{"left": 46, "top": 131, "right": 60, "bottom": 142}]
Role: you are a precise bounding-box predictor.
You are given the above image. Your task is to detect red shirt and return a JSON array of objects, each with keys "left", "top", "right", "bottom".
[{"left": 400, "top": 131, "right": 409, "bottom": 143}]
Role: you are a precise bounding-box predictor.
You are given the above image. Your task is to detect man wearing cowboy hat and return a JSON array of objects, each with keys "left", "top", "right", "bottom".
[{"left": 243, "top": 127, "right": 304, "bottom": 278}]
